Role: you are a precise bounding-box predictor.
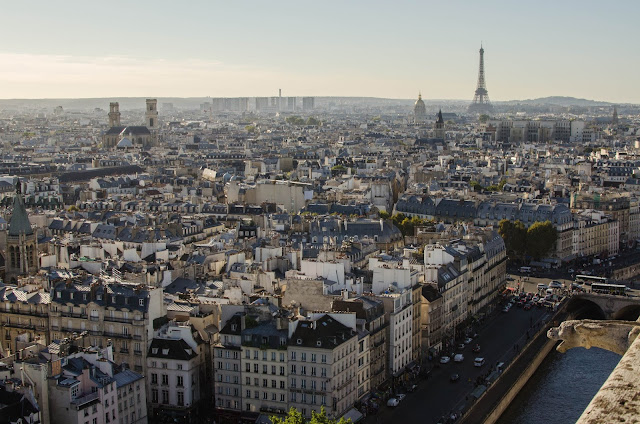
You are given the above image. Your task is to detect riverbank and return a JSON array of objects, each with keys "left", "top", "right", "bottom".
[{"left": 458, "top": 301, "right": 568, "bottom": 424}]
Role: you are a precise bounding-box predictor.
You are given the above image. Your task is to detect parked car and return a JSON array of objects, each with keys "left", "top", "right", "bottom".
[
  {"left": 450, "top": 373, "right": 460, "bottom": 382},
  {"left": 407, "top": 384, "right": 418, "bottom": 392},
  {"left": 440, "top": 356, "right": 451, "bottom": 364},
  {"left": 549, "top": 281, "right": 563, "bottom": 289},
  {"left": 458, "top": 343, "right": 466, "bottom": 350},
  {"left": 496, "top": 362, "right": 505, "bottom": 371},
  {"left": 454, "top": 354, "right": 464, "bottom": 362},
  {"left": 537, "top": 284, "right": 548, "bottom": 291},
  {"left": 464, "top": 337, "right": 473, "bottom": 344},
  {"left": 474, "top": 357, "right": 486, "bottom": 367},
  {"left": 387, "top": 398, "right": 400, "bottom": 407},
  {"left": 502, "top": 306, "right": 511, "bottom": 313}
]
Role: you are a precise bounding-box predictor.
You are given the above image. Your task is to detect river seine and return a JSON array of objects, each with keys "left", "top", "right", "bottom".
[{"left": 496, "top": 346, "right": 621, "bottom": 424}]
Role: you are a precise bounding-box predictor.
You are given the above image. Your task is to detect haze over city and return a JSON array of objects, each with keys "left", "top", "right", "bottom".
[{"left": 1, "top": 0, "right": 638, "bottom": 102}]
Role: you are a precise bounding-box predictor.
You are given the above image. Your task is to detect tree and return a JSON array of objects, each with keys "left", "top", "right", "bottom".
[
  {"left": 271, "top": 407, "right": 351, "bottom": 424},
  {"left": 379, "top": 211, "right": 390, "bottom": 219},
  {"left": 498, "top": 219, "right": 526, "bottom": 259},
  {"left": 478, "top": 114, "right": 490, "bottom": 123},
  {"left": 526, "top": 221, "right": 557, "bottom": 260},
  {"left": 306, "top": 117, "right": 321, "bottom": 126},
  {"left": 470, "top": 181, "right": 483, "bottom": 192}
]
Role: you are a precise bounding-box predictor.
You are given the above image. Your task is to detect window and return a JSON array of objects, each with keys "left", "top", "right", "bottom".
[
  {"left": 290, "top": 365, "right": 296, "bottom": 374},
  {"left": 271, "top": 365, "right": 276, "bottom": 375},
  {"left": 177, "top": 364, "right": 183, "bottom": 370},
  {"left": 271, "top": 352, "right": 276, "bottom": 361},
  {"left": 280, "top": 353, "right": 285, "bottom": 362},
  {"left": 162, "top": 374, "right": 168, "bottom": 385},
  {"left": 246, "top": 390, "right": 251, "bottom": 398},
  {"left": 280, "top": 366, "right": 285, "bottom": 376},
  {"left": 138, "top": 299, "right": 144, "bottom": 307},
  {"left": 254, "top": 364, "right": 258, "bottom": 373},
  {"left": 280, "top": 393, "right": 285, "bottom": 402},
  {"left": 262, "top": 365, "right": 267, "bottom": 374},
  {"left": 321, "top": 355, "right": 327, "bottom": 363},
  {"left": 151, "top": 373, "right": 157, "bottom": 384},
  {"left": 301, "top": 353, "right": 307, "bottom": 362},
  {"left": 311, "top": 354, "right": 317, "bottom": 363},
  {"left": 246, "top": 363, "right": 250, "bottom": 372},
  {"left": 177, "top": 392, "right": 184, "bottom": 406},
  {"left": 177, "top": 376, "right": 183, "bottom": 387}
]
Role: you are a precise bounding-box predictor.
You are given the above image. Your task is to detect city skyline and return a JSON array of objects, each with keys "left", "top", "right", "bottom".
[{"left": 0, "top": 0, "right": 638, "bottom": 103}]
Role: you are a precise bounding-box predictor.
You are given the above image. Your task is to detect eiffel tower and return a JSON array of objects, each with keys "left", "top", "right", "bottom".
[{"left": 468, "top": 44, "right": 494, "bottom": 114}]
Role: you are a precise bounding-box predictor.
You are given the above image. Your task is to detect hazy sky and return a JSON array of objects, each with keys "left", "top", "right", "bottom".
[{"left": 1, "top": 0, "right": 638, "bottom": 102}]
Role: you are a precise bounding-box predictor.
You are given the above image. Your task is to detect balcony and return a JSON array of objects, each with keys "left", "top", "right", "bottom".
[
  {"left": 120, "top": 348, "right": 130, "bottom": 354},
  {"left": 4, "top": 309, "right": 48, "bottom": 318},
  {"left": 71, "top": 391, "right": 100, "bottom": 410},
  {"left": 133, "top": 335, "right": 143, "bottom": 340},
  {"left": 104, "top": 316, "right": 133, "bottom": 324},
  {"left": 60, "top": 311, "right": 87, "bottom": 319},
  {"left": 4, "top": 321, "right": 35, "bottom": 330},
  {"left": 134, "top": 350, "right": 143, "bottom": 356},
  {"left": 104, "top": 331, "right": 132, "bottom": 339}
]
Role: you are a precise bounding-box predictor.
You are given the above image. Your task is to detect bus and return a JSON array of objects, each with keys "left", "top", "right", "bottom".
[
  {"left": 591, "top": 282, "right": 627, "bottom": 296},
  {"left": 519, "top": 266, "right": 532, "bottom": 274},
  {"left": 575, "top": 275, "right": 608, "bottom": 286}
]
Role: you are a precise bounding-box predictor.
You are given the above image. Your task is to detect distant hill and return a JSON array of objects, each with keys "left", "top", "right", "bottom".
[
  {"left": 497, "top": 96, "right": 612, "bottom": 107},
  {"left": 0, "top": 95, "right": 622, "bottom": 112}
]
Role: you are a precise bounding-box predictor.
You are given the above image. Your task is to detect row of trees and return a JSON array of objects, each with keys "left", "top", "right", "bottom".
[
  {"left": 285, "top": 116, "right": 322, "bottom": 126},
  {"left": 379, "top": 211, "right": 434, "bottom": 237},
  {"left": 498, "top": 219, "right": 557, "bottom": 260},
  {"left": 271, "top": 407, "right": 351, "bottom": 424}
]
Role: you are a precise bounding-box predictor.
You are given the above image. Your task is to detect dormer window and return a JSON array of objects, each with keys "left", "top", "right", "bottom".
[
  {"left": 297, "top": 339, "right": 303, "bottom": 345},
  {"left": 56, "top": 291, "right": 61, "bottom": 298},
  {"left": 139, "top": 299, "right": 144, "bottom": 307},
  {"left": 152, "top": 348, "right": 158, "bottom": 354},
  {"left": 162, "top": 348, "right": 169, "bottom": 355},
  {"left": 231, "top": 324, "right": 237, "bottom": 331},
  {"left": 316, "top": 340, "right": 322, "bottom": 347}
]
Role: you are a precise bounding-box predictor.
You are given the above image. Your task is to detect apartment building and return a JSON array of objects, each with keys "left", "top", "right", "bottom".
[
  {"left": 0, "top": 285, "right": 50, "bottom": 356},
  {"left": 49, "top": 280, "right": 164, "bottom": 374},
  {"left": 288, "top": 313, "right": 359, "bottom": 420},
  {"left": 375, "top": 291, "right": 414, "bottom": 384},
  {"left": 240, "top": 320, "right": 289, "bottom": 417},
  {"left": 147, "top": 322, "right": 203, "bottom": 423},
  {"left": 213, "top": 310, "right": 243, "bottom": 420},
  {"left": 332, "top": 295, "right": 387, "bottom": 391}
]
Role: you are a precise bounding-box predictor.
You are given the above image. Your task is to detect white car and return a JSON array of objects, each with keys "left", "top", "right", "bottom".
[
  {"left": 454, "top": 354, "right": 464, "bottom": 362},
  {"left": 440, "top": 356, "right": 451, "bottom": 364},
  {"left": 464, "top": 337, "right": 473, "bottom": 344},
  {"left": 387, "top": 398, "right": 400, "bottom": 407},
  {"left": 549, "top": 281, "right": 563, "bottom": 289},
  {"left": 474, "top": 357, "right": 486, "bottom": 367}
]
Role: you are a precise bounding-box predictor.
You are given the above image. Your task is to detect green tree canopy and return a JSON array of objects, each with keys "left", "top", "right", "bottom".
[
  {"left": 498, "top": 219, "right": 527, "bottom": 259},
  {"left": 286, "top": 116, "right": 306, "bottom": 126},
  {"left": 271, "top": 407, "right": 351, "bottom": 424},
  {"left": 526, "top": 220, "right": 557, "bottom": 260},
  {"left": 478, "top": 114, "right": 490, "bottom": 123}
]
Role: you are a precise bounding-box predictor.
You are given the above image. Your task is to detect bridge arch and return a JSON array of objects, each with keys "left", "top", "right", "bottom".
[
  {"left": 566, "top": 297, "right": 606, "bottom": 320},
  {"left": 612, "top": 304, "right": 640, "bottom": 321}
]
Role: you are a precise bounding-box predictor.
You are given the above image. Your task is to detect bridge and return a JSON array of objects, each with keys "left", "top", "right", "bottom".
[
  {"left": 565, "top": 292, "right": 640, "bottom": 321},
  {"left": 549, "top": 293, "right": 640, "bottom": 424}
]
